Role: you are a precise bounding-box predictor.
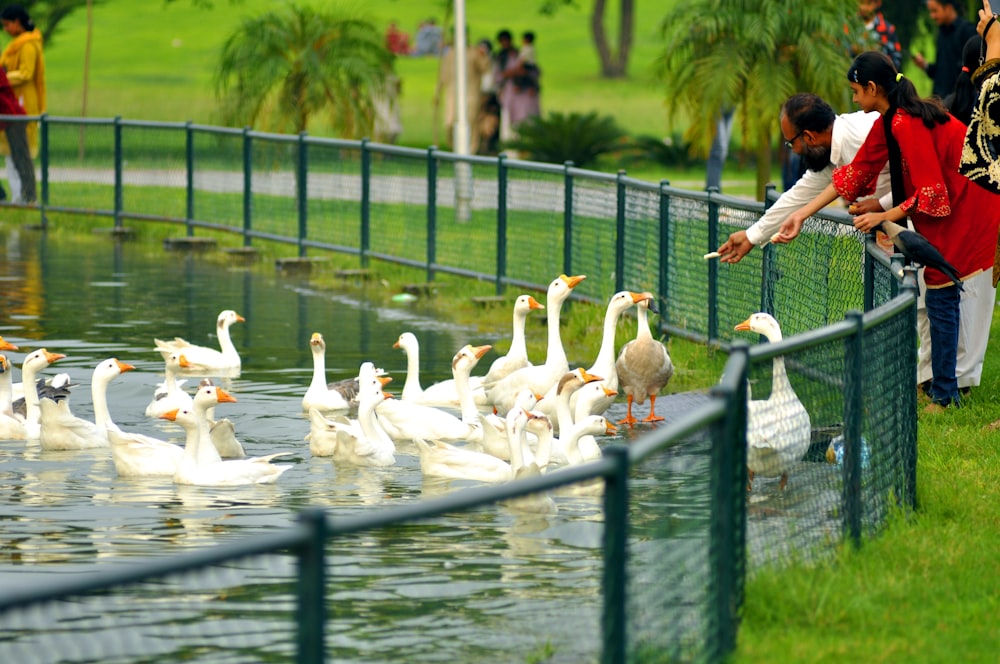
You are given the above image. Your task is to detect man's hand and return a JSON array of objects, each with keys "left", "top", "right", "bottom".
[
  {"left": 774, "top": 211, "right": 807, "bottom": 244},
  {"left": 717, "top": 230, "right": 754, "bottom": 264}
]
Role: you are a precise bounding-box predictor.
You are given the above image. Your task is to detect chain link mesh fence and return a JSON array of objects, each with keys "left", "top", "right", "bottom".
[{"left": 0, "top": 122, "right": 920, "bottom": 662}]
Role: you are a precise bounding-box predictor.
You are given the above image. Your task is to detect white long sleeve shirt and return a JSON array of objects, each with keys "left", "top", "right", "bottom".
[{"left": 745, "top": 110, "right": 892, "bottom": 245}]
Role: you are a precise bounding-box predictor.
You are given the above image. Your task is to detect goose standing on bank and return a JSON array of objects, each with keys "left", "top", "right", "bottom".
[
  {"left": 615, "top": 294, "right": 674, "bottom": 426},
  {"left": 154, "top": 309, "right": 245, "bottom": 375},
  {"left": 484, "top": 274, "right": 586, "bottom": 414},
  {"left": 735, "top": 313, "right": 812, "bottom": 491}
]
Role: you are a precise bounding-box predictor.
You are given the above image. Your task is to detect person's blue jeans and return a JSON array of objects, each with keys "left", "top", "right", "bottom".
[{"left": 925, "top": 283, "right": 962, "bottom": 406}]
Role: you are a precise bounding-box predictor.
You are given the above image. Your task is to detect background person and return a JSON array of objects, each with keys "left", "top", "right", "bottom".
[
  {"left": 913, "top": 0, "right": 977, "bottom": 98},
  {"left": 0, "top": 3, "right": 42, "bottom": 204}
]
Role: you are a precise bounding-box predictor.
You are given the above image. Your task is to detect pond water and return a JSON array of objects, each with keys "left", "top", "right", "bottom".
[{"left": 0, "top": 226, "right": 707, "bottom": 663}]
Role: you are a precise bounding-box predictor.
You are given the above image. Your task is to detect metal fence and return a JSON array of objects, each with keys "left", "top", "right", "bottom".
[{"left": 0, "top": 116, "right": 919, "bottom": 663}]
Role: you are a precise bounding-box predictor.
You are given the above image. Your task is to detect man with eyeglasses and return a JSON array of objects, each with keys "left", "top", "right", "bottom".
[{"left": 716, "top": 92, "right": 889, "bottom": 264}]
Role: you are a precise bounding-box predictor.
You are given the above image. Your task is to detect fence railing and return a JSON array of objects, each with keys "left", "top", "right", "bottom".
[{"left": 0, "top": 116, "right": 919, "bottom": 663}]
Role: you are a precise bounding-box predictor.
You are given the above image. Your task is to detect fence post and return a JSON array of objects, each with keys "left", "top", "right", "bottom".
[
  {"left": 360, "top": 138, "right": 371, "bottom": 268},
  {"left": 708, "top": 343, "right": 748, "bottom": 660},
  {"left": 496, "top": 154, "right": 507, "bottom": 296},
  {"left": 889, "top": 252, "right": 904, "bottom": 300},
  {"left": 706, "top": 185, "right": 720, "bottom": 342},
  {"left": 601, "top": 445, "right": 629, "bottom": 664},
  {"left": 863, "top": 234, "right": 877, "bottom": 311},
  {"left": 39, "top": 113, "right": 48, "bottom": 230},
  {"left": 563, "top": 161, "right": 574, "bottom": 277},
  {"left": 844, "top": 310, "right": 864, "bottom": 547},
  {"left": 615, "top": 170, "right": 627, "bottom": 294},
  {"left": 242, "top": 127, "right": 252, "bottom": 248},
  {"left": 900, "top": 266, "right": 919, "bottom": 510},
  {"left": 427, "top": 147, "right": 437, "bottom": 282},
  {"left": 296, "top": 508, "right": 327, "bottom": 664},
  {"left": 113, "top": 115, "right": 123, "bottom": 231},
  {"left": 658, "top": 179, "right": 671, "bottom": 325},
  {"left": 185, "top": 121, "right": 194, "bottom": 237},
  {"left": 760, "top": 183, "right": 777, "bottom": 316},
  {"left": 297, "top": 132, "right": 308, "bottom": 258}
]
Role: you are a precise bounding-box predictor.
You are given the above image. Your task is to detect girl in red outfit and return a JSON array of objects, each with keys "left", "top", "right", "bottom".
[{"left": 776, "top": 51, "right": 1000, "bottom": 408}]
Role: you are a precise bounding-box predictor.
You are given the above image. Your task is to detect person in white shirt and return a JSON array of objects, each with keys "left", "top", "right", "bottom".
[
  {"left": 716, "top": 93, "right": 889, "bottom": 263},
  {"left": 717, "top": 91, "right": 993, "bottom": 396}
]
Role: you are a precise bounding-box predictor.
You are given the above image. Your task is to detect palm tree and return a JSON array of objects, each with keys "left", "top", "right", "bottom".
[
  {"left": 214, "top": 3, "right": 393, "bottom": 137},
  {"left": 656, "top": 0, "right": 855, "bottom": 200}
]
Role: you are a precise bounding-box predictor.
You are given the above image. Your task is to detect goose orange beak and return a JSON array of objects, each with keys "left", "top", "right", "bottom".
[
  {"left": 472, "top": 344, "right": 492, "bottom": 359},
  {"left": 734, "top": 317, "right": 753, "bottom": 332},
  {"left": 235, "top": 314, "right": 246, "bottom": 323},
  {"left": 178, "top": 354, "right": 192, "bottom": 368},
  {"left": 44, "top": 351, "right": 66, "bottom": 364},
  {"left": 527, "top": 296, "right": 544, "bottom": 310},
  {"left": 378, "top": 375, "right": 393, "bottom": 386},
  {"left": 603, "top": 387, "right": 617, "bottom": 397},
  {"left": 216, "top": 388, "right": 238, "bottom": 403},
  {"left": 561, "top": 274, "right": 586, "bottom": 289},
  {"left": 161, "top": 408, "right": 179, "bottom": 422},
  {"left": 579, "top": 368, "right": 603, "bottom": 383},
  {"left": 0, "top": 336, "right": 18, "bottom": 351},
  {"left": 604, "top": 421, "right": 618, "bottom": 435},
  {"left": 116, "top": 359, "right": 136, "bottom": 373}
]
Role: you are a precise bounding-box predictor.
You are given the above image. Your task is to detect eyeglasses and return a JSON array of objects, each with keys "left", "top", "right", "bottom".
[{"left": 783, "top": 129, "right": 805, "bottom": 150}]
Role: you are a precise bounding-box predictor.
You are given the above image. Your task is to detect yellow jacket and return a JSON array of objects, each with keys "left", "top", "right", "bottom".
[{"left": 0, "top": 29, "right": 45, "bottom": 156}]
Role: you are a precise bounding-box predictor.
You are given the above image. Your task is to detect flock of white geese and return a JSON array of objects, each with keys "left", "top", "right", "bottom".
[{"left": 1, "top": 272, "right": 814, "bottom": 495}]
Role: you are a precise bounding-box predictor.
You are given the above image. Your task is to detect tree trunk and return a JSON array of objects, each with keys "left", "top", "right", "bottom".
[
  {"left": 591, "top": 0, "right": 614, "bottom": 77},
  {"left": 615, "top": 0, "right": 634, "bottom": 77}
]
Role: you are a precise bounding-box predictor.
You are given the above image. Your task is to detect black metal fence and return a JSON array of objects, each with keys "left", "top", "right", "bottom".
[{"left": 0, "top": 116, "right": 918, "bottom": 663}]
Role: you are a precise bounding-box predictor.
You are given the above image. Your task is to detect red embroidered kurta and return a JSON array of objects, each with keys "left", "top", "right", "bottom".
[{"left": 832, "top": 109, "right": 1000, "bottom": 287}]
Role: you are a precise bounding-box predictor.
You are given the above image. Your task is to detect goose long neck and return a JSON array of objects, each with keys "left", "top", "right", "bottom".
[
  {"left": 507, "top": 419, "right": 527, "bottom": 472},
  {"left": 636, "top": 305, "right": 653, "bottom": 342},
  {"left": 359, "top": 396, "right": 394, "bottom": 450},
  {"left": 21, "top": 364, "right": 40, "bottom": 423},
  {"left": 543, "top": 298, "right": 567, "bottom": 369},
  {"left": 402, "top": 343, "right": 423, "bottom": 398},
  {"left": 533, "top": 424, "right": 552, "bottom": 469},
  {"left": 454, "top": 362, "right": 480, "bottom": 425},
  {"left": 310, "top": 346, "right": 327, "bottom": 390},
  {"left": 591, "top": 304, "right": 623, "bottom": 378},
  {"left": 191, "top": 404, "right": 223, "bottom": 465},
  {"left": 0, "top": 368, "right": 12, "bottom": 416},
  {"left": 217, "top": 322, "right": 237, "bottom": 358},
  {"left": 770, "top": 355, "right": 792, "bottom": 397},
  {"left": 91, "top": 375, "right": 113, "bottom": 438},
  {"left": 508, "top": 309, "right": 529, "bottom": 360},
  {"left": 555, "top": 385, "right": 576, "bottom": 435}
]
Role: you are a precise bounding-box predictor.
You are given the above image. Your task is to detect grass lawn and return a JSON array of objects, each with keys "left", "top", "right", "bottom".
[{"left": 12, "top": 1, "right": 999, "bottom": 660}]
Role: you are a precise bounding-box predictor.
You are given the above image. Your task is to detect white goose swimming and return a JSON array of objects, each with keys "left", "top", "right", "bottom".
[
  {"left": 191, "top": 381, "right": 246, "bottom": 460},
  {"left": 302, "top": 332, "right": 358, "bottom": 413},
  {"left": 0, "top": 354, "right": 26, "bottom": 440},
  {"left": 21, "top": 349, "right": 67, "bottom": 441},
  {"left": 154, "top": 309, "right": 244, "bottom": 375},
  {"left": 562, "top": 415, "right": 617, "bottom": 466},
  {"left": 39, "top": 357, "right": 130, "bottom": 451},
  {"left": 306, "top": 370, "right": 395, "bottom": 465},
  {"left": 376, "top": 345, "right": 492, "bottom": 444},
  {"left": 481, "top": 294, "right": 545, "bottom": 386},
  {"left": 392, "top": 332, "right": 489, "bottom": 409},
  {"left": 162, "top": 405, "right": 293, "bottom": 486},
  {"left": 735, "top": 313, "right": 812, "bottom": 491},
  {"left": 615, "top": 294, "right": 674, "bottom": 426},
  {"left": 484, "top": 274, "right": 586, "bottom": 414},
  {"left": 571, "top": 379, "right": 619, "bottom": 462},
  {"left": 144, "top": 351, "right": 194, "bottom": 419}
]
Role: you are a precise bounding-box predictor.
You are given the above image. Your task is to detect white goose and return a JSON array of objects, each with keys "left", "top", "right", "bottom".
[
  {"left": 0, "top": 354, "right": 26, "bottom": 440},
  {"left": 191, "top": 381, "right": 246, "bottom": 460},
  {"left": 560, "top": 290, "right": 648, "bottom": 419},
  {"left": 484, "top": 274, "right": 586, "bottom": 414},
  {"left": 144, "top": 351, "right": 193, "bottom": 419},
  {"left": 392, "top": 332, "right": 489, "bottom": 409},
  {"left": 306, "top": 371, "right": 395, "bottom": 466},
  {"left": 562, "top": 415, "right": 617, "bottom": 466},
  {"left": 571, "top": 380, "right": 619, "bottom": 462},
  {"left": 302, "top": 332, "right": 357, "bottom": 413},
  {"left": 735, "top": 313, "right": 812, "bottom": 491},
  {"left": 21, "top": 349, "right": 67, "bottom": 441},
  {"left": 501, "top": 406, "right": 558, "bottom": 514},
  {"left": 616, "top": 294, "right": 674, "bottom": 426},
  {"left": 39, "top": 357, "right": 130, "bottom": 451},
  {"left": 481, "top": 294, "right": 545, "bottom": 386},
  {"left": 413, "top": 435, "right": 513, "bottom": 484},
  {"left": 154, "top": 309, "right": 244, "bottom": 375},
  {"left": 162, "top": 405, "right": 293, "bottom": 486},
  {"left": 376, "top": 345, "right": 492, "bottom": 444}
]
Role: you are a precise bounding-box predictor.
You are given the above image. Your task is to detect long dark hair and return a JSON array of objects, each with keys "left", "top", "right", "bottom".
[
  {"left": 847, "top": 51, "right": 949, "bottom": 129},
  {"left": 944, "top": 35, "right": 983, "bottom": 125},
  {"left": 0, "top": 5, "right": 34, "bottom": 32}
]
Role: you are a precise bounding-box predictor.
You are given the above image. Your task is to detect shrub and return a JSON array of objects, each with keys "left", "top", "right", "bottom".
[{"left": 502, "top": 111, "right": 628, "bottom": 169}]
